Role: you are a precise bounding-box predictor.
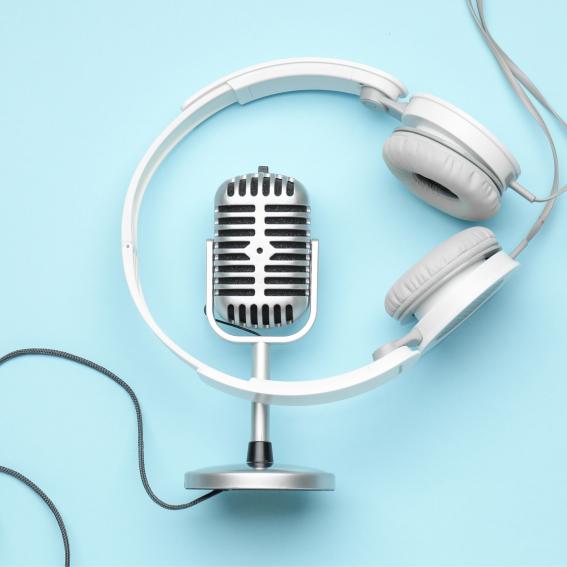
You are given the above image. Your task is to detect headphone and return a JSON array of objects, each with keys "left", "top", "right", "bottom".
[{"left": 122, "top": 5, "right": 563, "bottom": 407}]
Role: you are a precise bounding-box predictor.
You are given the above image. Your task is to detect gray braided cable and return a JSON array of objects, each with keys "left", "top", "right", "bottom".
[
  {"left": 0, "top": 348, "right": 225, "bottom": 565},
  {"left": 466, "top": 0, "right": 566, "bottom": 257},
  {"left": 0, "top": 465, "right": 71, "bottom": 567}
]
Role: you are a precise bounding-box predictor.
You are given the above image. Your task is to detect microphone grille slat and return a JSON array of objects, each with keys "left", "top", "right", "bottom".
[
  {"left": 264, "top": 277, "right": 308, "bottom": 285},
  {"left": 218, "top": 204, "right": 255, "bottom": 213},
  {"left": 264, "top": 229, "right": 309, "bottom": 237},
  {"left": 265, "top": 204, "right": 307, "bottom": 212},
  {"left": 285, "top": 305, "right": 294, "bottom": 323},
  {"left": 217, "top": 229, "right": 255, "bottom": 237},
  {"left": 265, "top": 289, "right": 308, "bottom": 296},
  {"left": 216, "top": 289, "right": 255, "bottom": 296},
  {"left": 216, "top": 241, "right": 249, "bottom": 249},
  {"left": 269, "top": 241, "right": 308, "bottom": 249},
  {"left": 215, "top": 253, "right": 250, "bottom": 261},
  {"left": 213, "top": 167, "right": 311, "bottom": 329},
  {"left": 217, "top": 277, "right": 255, "bottom": 285},
  {"left": 269, "top": 253, "right": 309, "bottom": 262},
  {"left": 250, "top": 304, "right": 258, "bottom": 326},
  {"left": 265, "top": 265, "right": 307, "bottom": 273}
]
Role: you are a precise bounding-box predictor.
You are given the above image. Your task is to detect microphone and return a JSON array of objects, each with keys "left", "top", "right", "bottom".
[
  {"left": 213, "top": 166, "right": 311, "bottom": 329},
  {"left": 192, "top": 166, "right": 332, "bottom": 492}
]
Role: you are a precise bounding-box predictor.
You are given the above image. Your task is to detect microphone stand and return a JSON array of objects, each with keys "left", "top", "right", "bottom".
[{"left": 184, "top": 241, "right": 334, "bottom": 491}]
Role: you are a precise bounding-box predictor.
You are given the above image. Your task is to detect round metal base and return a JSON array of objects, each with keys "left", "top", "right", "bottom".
[{"left": 185, "top": 463, "right": 335, "bottom": 491}]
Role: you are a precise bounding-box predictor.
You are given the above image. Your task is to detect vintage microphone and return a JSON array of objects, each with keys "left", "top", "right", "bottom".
[
  {"left": 212, "top": 164, "right": 311, "bottom": 330},
  {"left": 184, "top": 166, "right": 334, "bottom": 491}
]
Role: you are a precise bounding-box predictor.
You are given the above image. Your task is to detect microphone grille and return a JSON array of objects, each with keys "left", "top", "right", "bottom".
[{"left": 213, "top": 167, "right": 311, "bottom": 329}]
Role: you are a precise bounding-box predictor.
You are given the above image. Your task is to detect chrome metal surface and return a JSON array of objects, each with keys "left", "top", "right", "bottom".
[
  {"left": 205, "top": 239, "right": 319, "bottom": 344},
  {"left": 251, "top": 342, "right": 270, "bottom": 442},
  {"left": 185, "top": 464, "right": 335, "bottom": 491},
  {"left": 213, "top": 166, "right": 311, "bottom": 328}
]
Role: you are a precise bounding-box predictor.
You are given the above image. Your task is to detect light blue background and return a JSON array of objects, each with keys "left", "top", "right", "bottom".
[{"left": 0, "top": 1, "right": 565, "bottom": 565}]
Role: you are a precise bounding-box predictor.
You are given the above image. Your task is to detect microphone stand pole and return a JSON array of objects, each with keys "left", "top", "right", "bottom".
[{"left": 247, "top": 342, "right": 273, "bottom": 468}]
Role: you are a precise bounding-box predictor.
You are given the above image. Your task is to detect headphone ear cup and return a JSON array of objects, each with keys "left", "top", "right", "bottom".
[
  {"left": 383, "top": 130, "right": 501, "bottom": 221},
  {"left": 384, "top": 227, "right": 501, "bottom": 323}
]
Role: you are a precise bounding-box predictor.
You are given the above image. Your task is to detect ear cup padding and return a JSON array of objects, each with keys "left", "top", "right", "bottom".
[
  {"left": 383, "top": 130, "right": 502, "bottom": 221},
  {"left": 385, "top": 227, "right": 501, "bottom": 323}
]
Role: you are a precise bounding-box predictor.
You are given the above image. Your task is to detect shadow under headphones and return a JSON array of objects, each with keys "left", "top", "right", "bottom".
[{"left": 122, "top": 8, "right": 564, "bottom": 407}]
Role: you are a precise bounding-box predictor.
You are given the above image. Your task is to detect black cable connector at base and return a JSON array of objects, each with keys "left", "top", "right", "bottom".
[{"left": 247, "top": 441, "right": 274, "bottom": 468}]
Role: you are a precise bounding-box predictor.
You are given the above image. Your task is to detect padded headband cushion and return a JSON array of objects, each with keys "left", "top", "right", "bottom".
[
  {"left": 383, "top": 130, "right": 501, "bottom": 221},
  {"left": 385, "top": 226, "right": 501, "bottom": 323}
]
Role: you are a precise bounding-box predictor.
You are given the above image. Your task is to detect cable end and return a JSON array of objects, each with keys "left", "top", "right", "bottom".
[{"left": 510, "top": 181, "right": 536, "bottom": 203}]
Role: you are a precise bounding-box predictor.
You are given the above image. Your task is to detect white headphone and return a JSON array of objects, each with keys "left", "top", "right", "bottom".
[{"left": 122, "top": 4, "right": 564, "bottom": 407}]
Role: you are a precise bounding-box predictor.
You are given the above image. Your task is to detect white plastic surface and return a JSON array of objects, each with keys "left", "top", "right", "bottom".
[
  {"left": 197, "top": 346, "right": 420, "bottom": 406},
  {"left": 182, "top": 58, "right": 407, "bottom": 109},
  {"left": 415, "top": 251, "right": 520, "bottom": 351}
]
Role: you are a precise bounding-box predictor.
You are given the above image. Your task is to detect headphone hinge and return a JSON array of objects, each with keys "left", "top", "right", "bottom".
[{"left": 360, "top": 86, "right": 406, "bottom": 120}]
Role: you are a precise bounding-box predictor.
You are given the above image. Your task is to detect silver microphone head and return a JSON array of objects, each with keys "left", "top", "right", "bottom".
[{"left": 213, "top": 166, "right": 311, "bottom": 329}]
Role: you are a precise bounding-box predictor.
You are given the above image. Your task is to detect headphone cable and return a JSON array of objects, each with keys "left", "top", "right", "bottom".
[{"left": 466, "top": 0, "right": 566, "bottom": 257}]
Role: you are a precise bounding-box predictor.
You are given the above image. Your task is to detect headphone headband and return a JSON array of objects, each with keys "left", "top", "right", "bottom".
[
  {"left": 182, "top": 57, "right": 407, "bottom": 109},
  {"left": 121, "top": 58, "right": 418, "bottom": 406}
]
